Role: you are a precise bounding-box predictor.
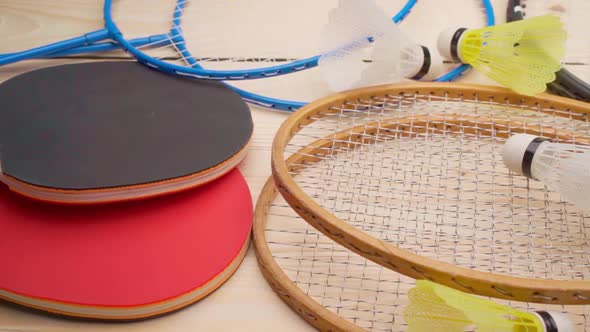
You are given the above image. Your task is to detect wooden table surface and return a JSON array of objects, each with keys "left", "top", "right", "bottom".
[{"left": 0, "top": 1, "right": 586, "bottom": 331}]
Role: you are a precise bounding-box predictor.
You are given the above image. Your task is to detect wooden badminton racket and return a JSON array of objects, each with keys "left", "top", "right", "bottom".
[
  {"left": 271, "top": 82, "right": 590, "bottom": 304},
  {"left": 254, "top": 176, "right": 590, "bottom": 331}
]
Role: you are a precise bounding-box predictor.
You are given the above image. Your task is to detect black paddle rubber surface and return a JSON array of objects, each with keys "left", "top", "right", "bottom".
[{"left": 0, "top": 61, "right": 252, "bottom": 191}]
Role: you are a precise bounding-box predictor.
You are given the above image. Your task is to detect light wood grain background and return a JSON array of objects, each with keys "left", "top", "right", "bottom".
[{"left": 0, "top": 0, "right": 586, "bottom": 331}]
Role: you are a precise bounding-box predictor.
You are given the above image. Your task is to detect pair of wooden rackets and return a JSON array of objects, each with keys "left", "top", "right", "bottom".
[
  {"left": 251, "top": 1, "right": 590, "bottom": 330},
  {"left": 255, "top": 82, "right": 590, "bottom": 331}
]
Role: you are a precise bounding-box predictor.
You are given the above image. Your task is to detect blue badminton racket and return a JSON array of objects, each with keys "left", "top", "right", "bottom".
[
  {"left": 0, "top": 0, "right": 387, "bottom": 80},
  {"left": 0, "top": 0, "right": 417, "bottom": 110},
  {"left": 0, "top": 0, "right": 494, "bottom": 111}
]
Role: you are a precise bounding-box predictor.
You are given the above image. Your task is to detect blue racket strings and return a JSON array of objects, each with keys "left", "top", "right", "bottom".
[
  {"left": 106, "top": 0, "right": 341, "bottom": 80},
  {"left": 148, "top": 0, "right": 420, "bottom": 111}
]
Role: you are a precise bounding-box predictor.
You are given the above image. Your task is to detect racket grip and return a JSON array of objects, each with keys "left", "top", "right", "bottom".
[
  {"left": 0, "top": 34, "right": 169, "bottom": 60},
  {"left": 51, "top": 34, "right": 170, "bottom": 57}
]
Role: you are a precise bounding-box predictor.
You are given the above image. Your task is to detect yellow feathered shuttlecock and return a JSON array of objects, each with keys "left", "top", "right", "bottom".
[
  {"left": 404, "top": 280, "right": 574, "bottom": 332},
  {"left": 437, "top": 15, "right": 567, "bottom": 96}
]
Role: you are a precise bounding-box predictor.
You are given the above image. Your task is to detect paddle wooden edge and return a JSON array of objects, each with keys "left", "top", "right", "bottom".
[
  {"left": 0, "top": 138, "right": 251, "bottom": 205},
  {"left": 253, "top": 176, "right": 365, "bottom": 332},
  {"left": 271, "top": 82, "right": 590, "bottom": 304}
]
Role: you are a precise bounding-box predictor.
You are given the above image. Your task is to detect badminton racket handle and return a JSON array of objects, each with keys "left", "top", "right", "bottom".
[
  {"left": 49, "top": 34, "right": 170, "bottom": 57},
  {"left": 0, "top": 29, "right": 110, "bottom": 66},
  {"left": 0, "top": 34, "right": 169, "bottom": 60},
  {"left": 506, "top": 0, "right": 524, "bottom": 21},
  {"left": 548, "top": 69, "right": 590, "bottom": 102}
]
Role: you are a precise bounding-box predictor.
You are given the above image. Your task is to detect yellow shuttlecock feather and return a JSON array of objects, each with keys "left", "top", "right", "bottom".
[
  {"left": 404, "top": 280, "right": 574, "bottom": 332},
  {"left": 438, "top": 15, "right": 566, "bottom": 96}
]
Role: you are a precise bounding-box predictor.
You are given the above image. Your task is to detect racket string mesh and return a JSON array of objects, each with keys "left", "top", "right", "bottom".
[
  {"left": 111, "top": 0, "right": 340, "bottom": 104},
  {"left": 283, "top": 92, "right": 590, "bottom": 282},
  {"left": 115, "top": 0, "right": 326, "bottom": 71},
  {"left": 264, "top": 195, "right": 590, "bottom": 331}
]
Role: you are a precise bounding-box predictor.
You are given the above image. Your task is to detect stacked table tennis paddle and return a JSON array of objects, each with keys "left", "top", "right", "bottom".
[{"left": 0, "top": 61, "right": 253, "bottom": 320}]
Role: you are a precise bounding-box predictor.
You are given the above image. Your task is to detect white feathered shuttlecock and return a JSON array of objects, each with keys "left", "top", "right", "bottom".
[
  {"left": 318, "top": 0, "right": 438, "bottom": 92},
  {"left": 503, "top": 133, "right": 590, "bottom": 212}
]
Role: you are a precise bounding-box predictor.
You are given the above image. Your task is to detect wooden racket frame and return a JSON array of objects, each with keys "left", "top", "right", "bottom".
[
  {"left": 271, "top": 82, "right": 590, "bottom": 304},
  {"left": 254, "top": 177, "right": 364, "bottom": 332}
]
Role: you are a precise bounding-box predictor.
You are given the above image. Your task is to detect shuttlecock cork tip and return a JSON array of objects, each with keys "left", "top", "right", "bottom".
[
  {"left": 503, "top": 133, "right": 543, "bottom": 176},
  {"left": 534, "top": 311, "right": 575, "bottom": 332},
  {"left": 406, "top": 45, "right": 432, "bottom": 80},
  {"left": 437, "top": 27, "right": 466, "bottom": 62},
  {"left": 413, "top": 45, "right": 445, "bottom": 81}
]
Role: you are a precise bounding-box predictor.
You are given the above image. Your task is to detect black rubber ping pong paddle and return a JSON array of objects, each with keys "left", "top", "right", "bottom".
[{"left": 0, "top": 61, "right": 253, "bottom": 204}]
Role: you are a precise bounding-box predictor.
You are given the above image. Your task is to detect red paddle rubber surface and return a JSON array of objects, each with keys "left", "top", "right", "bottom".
[{"left": 0, "top": 169, "right": 252, "bottom": 310}]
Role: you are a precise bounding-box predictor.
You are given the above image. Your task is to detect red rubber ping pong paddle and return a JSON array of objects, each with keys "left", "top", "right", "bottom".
[
  {"left": 0, "top": 61, "right": 253, "bottom": 204},
  {"left": 0, "top": 168, "right": 252, "bottom": 320}
]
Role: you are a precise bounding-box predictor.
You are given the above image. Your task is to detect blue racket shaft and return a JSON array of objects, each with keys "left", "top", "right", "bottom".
[{"left": 0, "top": 34, "right": 169, "bottom": 60}]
